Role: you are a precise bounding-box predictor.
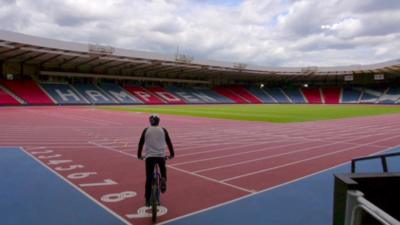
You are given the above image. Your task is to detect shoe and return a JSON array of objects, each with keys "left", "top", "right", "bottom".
[{"left": 160, "top": 178, "right": 167, "bottom": 193}]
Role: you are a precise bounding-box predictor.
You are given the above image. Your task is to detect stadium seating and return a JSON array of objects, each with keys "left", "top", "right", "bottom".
[
  {"left": 72, "top": 83, "right": 117, "bottom": 104},
  {"left": 166, "top": 86, "right": 226, "bottom": 104},
  {"left": 322, "top": 87, "right": 341, "bottom": 104},
  {"left": 283, "top": 88, "right": 307, "bottom": 103},
  {"left": 98, "top": 83, "right": 142, "bottom": 104},
  {"left": 0, "top": 80, "right": 54, "bottom": 105},
  {"left": 264, "top": 88, "right": 291, "bottom": 103},
  {"left": 301, "top": 88, "right": 322, "bottom": 104},
  {"left": 341, "top": 88, "right": 361, "bottom": 103},
  {"left": 213, "top": 86, "right": 248, "bottom": 103},
  {"left": 0, "top": 85, "right": 21, "bottom": 105},
  {"left": 191, "top": 87, "right": 234, "bottom": 103},
  {"left": 165, "top": 86, "right": 204, "bottom": 104},
  {"left": 2, "top": 78, "right": 398, "bottom": 106},
  {"left": 41, "top": 83, "right": 89, "bottom": 104},
  {"left": 358, "top": 87, "right": 385, "bottom": 104},
  {"left": 230, "top": 86, "right": 262, "bottom": 103},
  {"left": 146, "top": 87, "right": 186, "bottom": 104},
  {"left": 378, "top": 87, "right": 400, "bottom": 104},
  {"left": 246, "top": 87, "right": 276, "bottom": 103},
  {"left": 124, "top": 86, "right": 165, "bottom": 104}
]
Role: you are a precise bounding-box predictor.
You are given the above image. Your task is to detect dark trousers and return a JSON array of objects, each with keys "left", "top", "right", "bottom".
[{"left": 145, "top": 157, "right": 166, "bottom": 201}]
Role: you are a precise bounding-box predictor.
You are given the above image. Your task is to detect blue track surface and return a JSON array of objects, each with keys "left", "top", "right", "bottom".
[
  {"left": 165, "top": 147, "right": 400, "bottom": 225},
  {"left": 0, "top": 147, "right": 127, "bottom": 225}
]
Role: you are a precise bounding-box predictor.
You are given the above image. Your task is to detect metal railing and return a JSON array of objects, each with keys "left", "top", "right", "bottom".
[
  {"left": 351, "top": 152, "right": 400, "bottom": 173},
  {"left": 345, "top": 190, "right": 400, "bottom": 225}
]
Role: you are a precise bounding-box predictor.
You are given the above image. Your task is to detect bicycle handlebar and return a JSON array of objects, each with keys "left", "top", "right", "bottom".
[{"left": 138, "top": 156, "right": 173, "bottom": 160}]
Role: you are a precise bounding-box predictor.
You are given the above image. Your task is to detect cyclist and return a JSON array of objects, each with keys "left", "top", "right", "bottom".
[{"left": 137, "top": 114, "right": 175, "bottom": 206}]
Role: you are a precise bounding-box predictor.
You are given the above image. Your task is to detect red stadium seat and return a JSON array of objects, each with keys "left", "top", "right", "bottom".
[
  {"left": 230, "top": 86, "right": 262, "bottom": 103},
  {"left": 322, "top": 88, "right": 341, "bottom": 104},
  {"left": 302, "top": 88, "right": 322, "bottom": 104},
  {"left": 0, "top": 88, "right": 20, "bottom": 105},
  {"left": 146, "top": 87, "right": 186, "bottom": 104},
  {"left": 213, "top": 86, "right": 248, "bottom": 104},
  {"left": 0, "top": 80, "right": 54, "bottom": 105},
  {"left": 124, "top": 86, "right": 165, "bottom": 104}
]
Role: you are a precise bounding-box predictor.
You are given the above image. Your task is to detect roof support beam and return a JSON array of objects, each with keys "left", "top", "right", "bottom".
[
  {"left": 2, "top": 51, "right": 30, "bottom": 61},
  {"left": 21, "top": 52, "right": 48, "bottom": 63},
  {"left": 74, "top": 57, "right": 99, "bottom": 69},
  {"left": 39, "top": 54, "right": 62, "bottom": 66},
  {"left": 59, "top": 56, "right": 80, "bottom": 67}
]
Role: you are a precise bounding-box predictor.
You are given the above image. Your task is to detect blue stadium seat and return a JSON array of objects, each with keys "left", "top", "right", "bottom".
[
  {"left": 377, "top": 87, "right": 400, "bottom": 104},
  {"left": 341, "top": 88, "right": 362, "bottom": 103},
  {"left": 247, "top": 87, "right": 276, "bottom": 103},
  {"left": 359, "top": 87, "right": 385, "bottom": 104},
  {"left": 72, "top": 84, "right": 117, "bottom": 104},
  {"left": 283, "top": 88, "right": 306, "bottom": 103},
  {"left": 98, "top": 83, "right": 142, "bottom": 104},
  {"left": 264, "top": 88, "right": 291, "bottom": 103},
  {"left": 166, "top": 86, "right": 205, "bottom": 104},
  {"left": 41, "top": 83, "right": 89, "bottom": 105},
  {"left": 195, "top": 87, "right": 235, "bottom": 103}
]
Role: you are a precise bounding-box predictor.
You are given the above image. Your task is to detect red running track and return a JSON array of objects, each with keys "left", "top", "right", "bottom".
[{"left": 1, "top": 106, "right": 400, "bottom": 225}]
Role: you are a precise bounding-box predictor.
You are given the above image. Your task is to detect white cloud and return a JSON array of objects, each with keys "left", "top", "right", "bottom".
[
  {"left": 0, "top": 0, "right": 400, "bottom": 67},
  {"left": 321, "top": 18, "right": 362, "bottom": 38}
]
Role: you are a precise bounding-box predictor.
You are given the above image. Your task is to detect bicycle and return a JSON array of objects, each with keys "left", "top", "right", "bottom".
[
  {"left": 150, "top": 162, "right": 162, "bottom": 222},
  {"left": 141, "top": 156, "right": 171, "bottom": 223}
]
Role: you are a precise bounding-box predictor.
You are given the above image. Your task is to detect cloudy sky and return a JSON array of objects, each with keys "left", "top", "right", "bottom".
[{"left": 1, "top": 0, "right": 400, "bottom": 67}]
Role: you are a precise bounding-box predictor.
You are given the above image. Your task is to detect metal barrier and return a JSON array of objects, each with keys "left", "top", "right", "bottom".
[
  {"left": 351, "top": 152, "right": 400, "bottom": 173},
  {"left": 345, "top": 190, "right": 400, "bottom": 225}
]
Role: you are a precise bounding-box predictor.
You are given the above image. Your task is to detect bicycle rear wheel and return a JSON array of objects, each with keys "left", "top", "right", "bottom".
[{"left": 151, "top": 185, "right": 158, "bottom": 222}]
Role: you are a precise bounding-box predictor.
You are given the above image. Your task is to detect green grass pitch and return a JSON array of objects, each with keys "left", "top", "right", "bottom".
[{"left": 99, "top": 104, "right": 400, "bottom": 123}]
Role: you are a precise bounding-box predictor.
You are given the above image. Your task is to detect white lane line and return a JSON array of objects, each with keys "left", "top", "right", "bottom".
[
  {"left": 170, "top": 141, "right": 306, "bottom": 166},
  {"left": 156, "top": 160, "right": 351, "bottom": 225},
  {"left": 175, "top": 139, "right": 299, "bottom": 157},
  {"left": 20, "top": 147, "right": 132, "bottom": 225},
  {"left": 168, "top": 165, "right": 254, "bottom": 194},
  {"left": 88, "top": 141, "right": 137, "bottom": 158},
  {"left": 27, "top": 110, "right": 123, "bottom": 126},
  {"left": 221, "top": 134, "right": 400, "bottom": 182},
  {"left": 24, "top": 146, "right": 46, "bottom": 150},
  {"left": 158, "top": 144, "right": 400, "bottom": 225},
  {"left": 88, "top": 141, "right": 252, "bottom": 194},
  {"left": 193, "top": 142, "right": 343, "bottom": 173}
]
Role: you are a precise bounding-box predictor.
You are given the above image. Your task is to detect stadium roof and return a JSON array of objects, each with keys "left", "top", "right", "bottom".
[{"left": 1, "top": 30, "right": 400, "bottom": 83}]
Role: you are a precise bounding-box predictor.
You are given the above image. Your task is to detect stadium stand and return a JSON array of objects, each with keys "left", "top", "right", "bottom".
[
  {"left": 322, "top": 87, "right": 341, "bottom": 104},
  {"left": 98, "top": 83, "right": 142, "bottom": 104},
  {"left": 247, "top": 87, "right": 276, "bottom": 103},
  {"left": 124, "top": 86, "right": 165, "bottom": 104},
  {"left": 2, "top": 78, "right": 399, "bottom": 106},
  {"left": 146, "top": 87, "right": 186, "bottom": 104},
  {"left": 213, "top": 86, "right": 248, "bottom": 103},
  {"left": 284, "top": 88, "right": 307, "bottom": 103},
  {"left": 41, "top": 83, "right": 89, "bottom": 105},
  {"left": 302, "top": 88, "right": 323, "bottom": 104},
  {"left": 0, "top": 80, "right": 54, "bottom": 105},
  {"left": 230, "top": 86, "right": 263, "bottom": 103},
  {"left": 265, "top": 88, "right": 291, "bottom": 103},
  {"left": 358, "top": 87, "right": 385, "bottom": 104},
  {"left": 0, "top": 85, "right": 21, "bottom": 105},
  {"left": 192, "top": 87, "right": 234, "bottom": 103},
  {"left": 341, "top": 88, "right": 361, "bottom": 103},
  {"left": 72, "top": 83, "right": 117, "bottom": 104},
  {"left": 376, "top": 87, "right": 400, "bottom": 104},
  {"left": 165, "top": 86, "right": 203, "bottom": 104}
]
